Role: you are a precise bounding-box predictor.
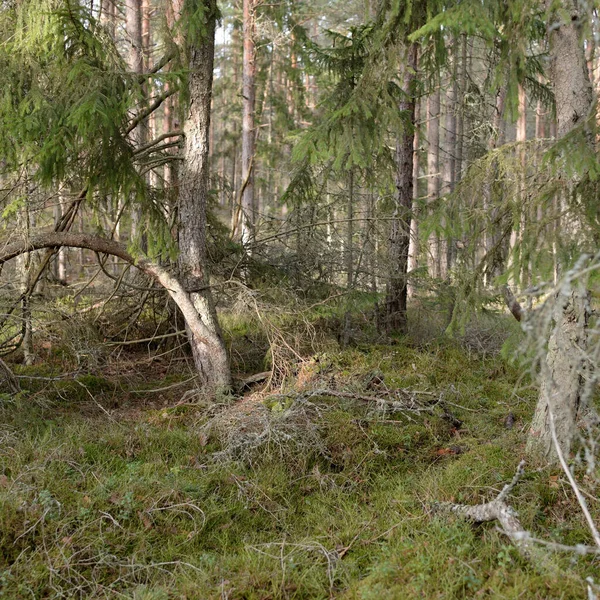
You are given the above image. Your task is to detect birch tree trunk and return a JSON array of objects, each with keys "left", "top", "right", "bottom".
[
  {"left": 386, "top": 43, "right": 417, "bottom": 333},
  {"left": 526, "top": 0, "right": 593, "bottom": 461},
  {"left": 177, "top": 0, "right": 232, "bottom": 391}
]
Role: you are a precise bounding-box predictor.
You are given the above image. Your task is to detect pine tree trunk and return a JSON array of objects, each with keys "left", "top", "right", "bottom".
[
  {"left": 440, "top": 60, "right": 456, "bottom": 279},
  {"left": 508, "top": 84, "right": 527, "bottom": 287},
  {"left": 426, "top": 82, "right": 440, "bottom": 279},
  {"left": 482, "top": 87, "right": 506, "bottom": 286},
  {"left": 454, "top": 34, "right": 467, "bottom": 185},
  {"left": 126, "top": 0, "right": 146, "bottom": 243},
  {"left": 386, "top": 43, "right": 417, "bottom": 334},
  {"left": 240, "top": 0, "right": 257, "bottom": 251},
  {"left": 407, "top": 95, "right": 420, "bottom": 298},
  {"left": 526, "top": 0, "right": 593, "bottom": 461},
  {"left": 178, "top": 0, "right": 231, "bottom": 392}
]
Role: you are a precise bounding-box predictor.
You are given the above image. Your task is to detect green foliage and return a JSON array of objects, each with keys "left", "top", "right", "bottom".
[{"left": 0, "top": 1, "right": 137, "bottom": 195}]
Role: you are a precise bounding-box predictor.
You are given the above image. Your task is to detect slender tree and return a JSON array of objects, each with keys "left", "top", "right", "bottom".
[
  {"left": 386, "top": 42, "right": 418, "bottom": 333},
  {"left": 240, "top": 0, "right": 257, "bottom": 250}
]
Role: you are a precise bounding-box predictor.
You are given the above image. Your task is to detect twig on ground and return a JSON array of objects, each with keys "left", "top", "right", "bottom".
[{"left": 435, "top": 460, "right": 600, "bottom": 560}]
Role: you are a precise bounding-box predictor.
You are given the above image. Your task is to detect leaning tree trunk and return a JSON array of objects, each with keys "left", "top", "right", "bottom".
[
  {"left": 0, "top": 232, "right": 232, "bottom": 392},
  {"left": 386, "top": 42, "right": 417, "bottom": 334},
  {"left": 526, "top": 0, "right": 593, "bottom": 461},
  {"left": 177, "top": 0, "right": 232, "bottom": 391}
]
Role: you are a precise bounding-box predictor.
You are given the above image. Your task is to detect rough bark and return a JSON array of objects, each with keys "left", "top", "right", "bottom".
[
  {"left": 177, "top": 0, "right": 232, "bottom": 391},
  {"left": 386, "top": 43, "right": 417, "bottom": 334},
  {"left": 528, "top": 287, "right": 590, "bottom": 459},
  {"left": 527, "top": 0, "right": 593, "bottom": 461}
]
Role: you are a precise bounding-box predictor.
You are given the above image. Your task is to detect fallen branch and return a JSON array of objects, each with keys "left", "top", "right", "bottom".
[
  {"left": 435, "top": 460, "right": 600, "bottom": 559},
  {"left": 0, "top": 357, "right": 19, "bottom": 394},
  {"left": 436, "top": 460, "right": 531, "bottom": 555},
  {"left": 264, "top": 387, "right": 438, "bottom": 414}
]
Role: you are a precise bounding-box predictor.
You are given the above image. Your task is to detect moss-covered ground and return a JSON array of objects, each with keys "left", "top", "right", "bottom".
[{"left": 1, "top": 320, "right": 599, "bottom": 599}]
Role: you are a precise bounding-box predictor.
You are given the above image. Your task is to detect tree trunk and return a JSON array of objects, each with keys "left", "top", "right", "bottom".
[
  {"left": 482, "top": 87, "right": 506, "bottom": 286},
  {"left": 526, "top": 0, "right": 593, "bottom": 461},
  {"left": 177, "top": 0, "right": 232, "bottom": 391},
  {"left": 426, "top": 81, "right": 440, "bottom": 279},
  {"left": 126, "top": 0, "right": 146, "bottom": 243},
  {"left": 454, "top": 34, "right": 467, "bottom": 185},
  {"left": 442, "top": 39, "right": 457, "bottom": 274},
  {"left": 341, "top": 169, "right": 355, "bottom": 347},
  {"left": 386, "top": 43, "right": 417, "bottom": 334},
  {"left": 407, "top": 95, "right": 420, "bottom": 298},
  {"left": 16, "top": 196, "right": 35, "bottom": 366},
  {"left": 240, "top": 0, "right": 257, "bottom": 251}
]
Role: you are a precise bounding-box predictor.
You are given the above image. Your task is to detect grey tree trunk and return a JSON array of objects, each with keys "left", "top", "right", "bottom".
[
  {"left": 16, "top": 205, "right": 34, "bottom": 366},
  {"left": 526, "top": 0, "right": 593, "bottom": 461},
  {"left": 177, "top": 0, "right": 232, "bottom": 391},
  {"left": 386, "top": 43, "right": 417, "bottom": 333},
  {"left": 0, "top": 232, "right": 230, "bottom": 393}
]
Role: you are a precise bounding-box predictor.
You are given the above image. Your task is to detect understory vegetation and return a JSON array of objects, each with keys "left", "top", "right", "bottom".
[{"left": 1, "top": 295, "right": 598, "bottom": 599}]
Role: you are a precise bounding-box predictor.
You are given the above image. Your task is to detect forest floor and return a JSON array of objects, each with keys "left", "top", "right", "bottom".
[{"left": 1, "top": 305, "right": 599, "bottom": 599}]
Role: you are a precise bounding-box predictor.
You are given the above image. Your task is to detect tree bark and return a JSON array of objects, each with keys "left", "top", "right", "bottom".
[
  {"left": 0, "top": 232, "right": 230, "bottom": 389},
  {"left": 126, "top": 0, "right": 146, "bottom": 243},
  {"left": 526, "top": 0, "right": 593, "bottom": 461},
  {"left": 386, "top": 43, "right": 417, "bottom": 334},
  {"left": 407, "top": 95, "right": 420, "bottom": 298},
  {"left": 177, "top": 0, "right": 232, "bottom": 391},
  {"left": 240, "top": 0, "right": 257, "bottom": 250},
  {"left": 426, "top": 81, "right": 440, "bottom": 279}
]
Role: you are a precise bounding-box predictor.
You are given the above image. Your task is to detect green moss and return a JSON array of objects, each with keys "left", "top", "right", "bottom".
[{"left": 0, "top": 340, "right": 595, "bottom": 599}]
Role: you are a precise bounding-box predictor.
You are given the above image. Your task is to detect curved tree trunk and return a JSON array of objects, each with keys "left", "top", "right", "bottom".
[
  {"left": 526, "top": 0, "right": 593, "bottom": 461},
  {"left": 0, "top": 232, "right": 231, "bottom": 391},
  {"left": 177, "top": 0, "right": 232, "bottom": 392}
]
